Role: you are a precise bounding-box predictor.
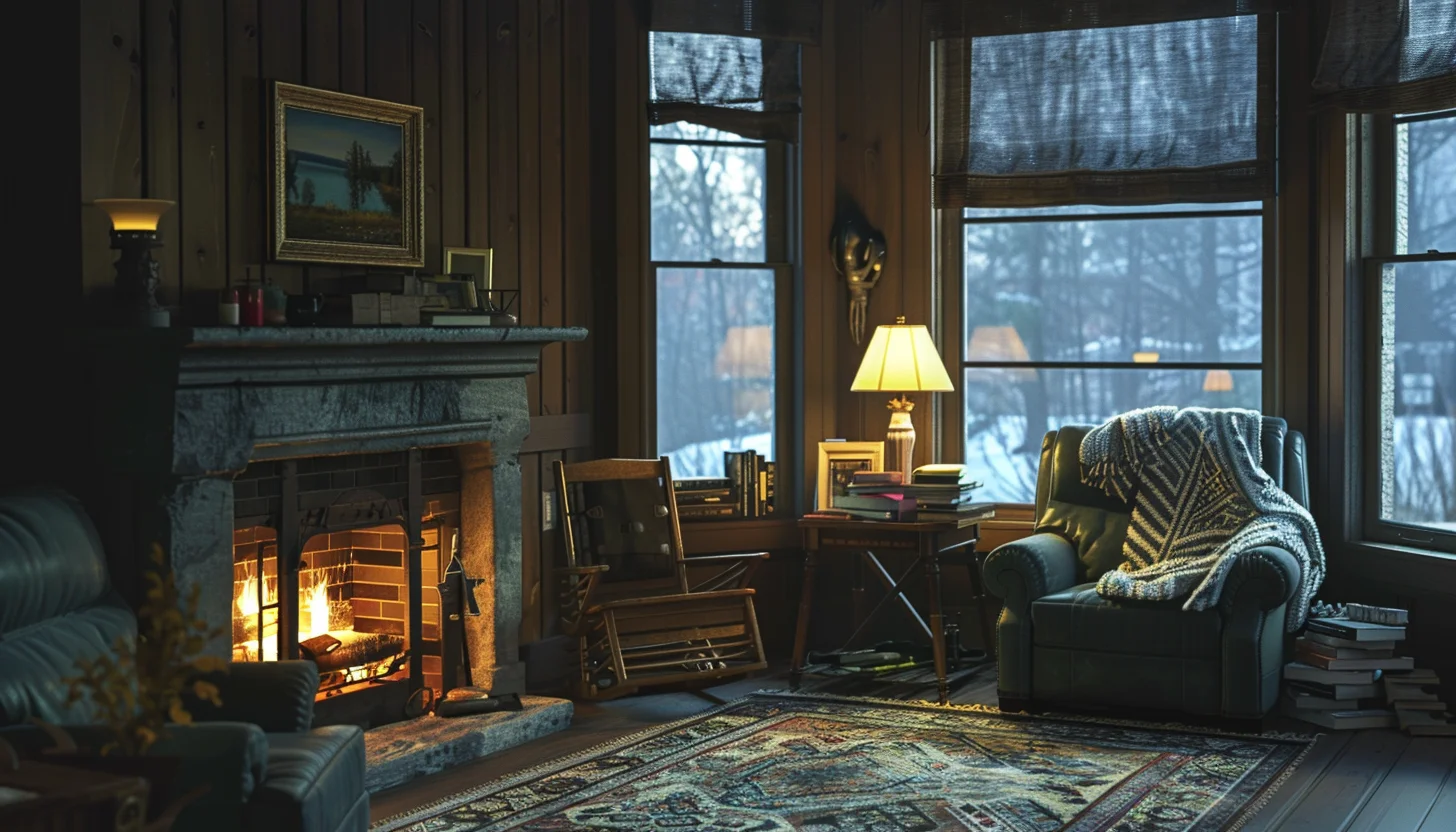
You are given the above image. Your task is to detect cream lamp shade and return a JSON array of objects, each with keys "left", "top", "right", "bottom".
[
  {"left": 966, "top": 325, "right": 1035, "bottom": 382},
  {"left": 94, "top": 199, "right": 175, "bottom": 232},
  {"left": 1203, "top": 369, "right": 1235, "bottom": 392},
  {"left": 851, "top": 317, "right": 955, "bottom": 393}
]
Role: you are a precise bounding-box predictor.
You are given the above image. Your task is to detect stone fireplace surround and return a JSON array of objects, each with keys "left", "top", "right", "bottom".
[{"left": 85, "top": 326, "right": 587, "bottom": 726}]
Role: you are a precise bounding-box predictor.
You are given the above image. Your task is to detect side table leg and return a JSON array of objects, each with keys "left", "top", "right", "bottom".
[
  {"left": 925, "top": 548, "right": 950, "bottom": 705},
  {"left": 789, "top": 549, "right": 818, "bottom": 692}
]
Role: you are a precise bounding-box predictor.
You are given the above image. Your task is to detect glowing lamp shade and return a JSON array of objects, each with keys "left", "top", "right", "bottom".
[
  {"left": 1203, "top": 369, "right": 1235, "bottom": 392},
  {"left": 851, "top": 319, "right": 955, "bottom": 393},
  {"left": 1133, "top": 351, "right": 1160, "bottom": 363},
  {"left": 966, "top": 325, "right": 1036, "bottom": 382},
  {"left": 94, "top": 199, "right": 175, "bottom": 232},
  {"left": 852, "top": 317, "right": 953, "bottom": 480},
  {"left": 714, "top": 325, "right": 773, "bottom": 379}
]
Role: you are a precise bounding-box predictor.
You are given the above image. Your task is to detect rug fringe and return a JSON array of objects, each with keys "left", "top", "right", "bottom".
[{"left": 1224, "top": 730, "right": 1324, "bottom": 831}]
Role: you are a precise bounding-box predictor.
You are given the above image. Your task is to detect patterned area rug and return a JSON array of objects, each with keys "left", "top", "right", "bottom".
[{"left": 373, "top": 692, "right": 1314, "bottom": 832}]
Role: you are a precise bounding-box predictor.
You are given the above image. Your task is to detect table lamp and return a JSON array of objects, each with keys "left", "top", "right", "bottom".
[
  {"left": 94, "top": 198, "right": 175, "bottom": 327},
  {"left": 851, "top": 316, "right": 955, "bottom": 480}
]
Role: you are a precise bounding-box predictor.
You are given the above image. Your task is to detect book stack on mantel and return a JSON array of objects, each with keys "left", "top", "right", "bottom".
[
  {"left": 1282, "top": 603, "right": 1448, "bottom": 732},
  {"left": 810, "top": 465, "right": 992, "bottom": 523},
  {"left": 672, "top": 450, "right": 774, "bottom": 522}
]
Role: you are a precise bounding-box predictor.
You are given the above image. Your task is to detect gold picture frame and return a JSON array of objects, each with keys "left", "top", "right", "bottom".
[
  {"left": 270, "top": 82, "right": 425, "bottom": 268},
  {"left": 815, "top": 441, "right": 886, "bottom": 511},
  {"left": 444, "top": 247, "right": 494, "bottom": 298}
]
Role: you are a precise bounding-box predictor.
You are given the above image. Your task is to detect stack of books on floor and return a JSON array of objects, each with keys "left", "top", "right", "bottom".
[
  {"left": 1281, "top": 603, "right": 1454, "bottom": 734},
  {"left": 1282, "top": 603, "right": 1412, "bottom": 730},
  {"left": 814, "top": 465, "right": 993, "bottom": 523},
  {"left": 673, "top": 450, "right": 775, "bottom": 521}
]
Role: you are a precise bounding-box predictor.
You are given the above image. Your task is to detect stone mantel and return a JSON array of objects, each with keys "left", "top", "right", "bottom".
[{"left": 83, "top": 325, "right": 587, "bottom": 697}]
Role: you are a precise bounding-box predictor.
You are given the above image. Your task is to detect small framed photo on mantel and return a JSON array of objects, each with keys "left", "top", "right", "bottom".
[{"left": 815, "top": 441, "right": 885, "bottom": 511}]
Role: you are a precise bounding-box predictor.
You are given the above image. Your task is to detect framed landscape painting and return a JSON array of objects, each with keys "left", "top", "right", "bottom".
[{"left": 270, "top": 82, "right": 425, "bottom": 267}]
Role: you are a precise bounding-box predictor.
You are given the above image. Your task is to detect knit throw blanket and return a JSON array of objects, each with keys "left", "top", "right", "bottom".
[{"left": 1079, "top": 407, "right": 1325, "bottom": 631}]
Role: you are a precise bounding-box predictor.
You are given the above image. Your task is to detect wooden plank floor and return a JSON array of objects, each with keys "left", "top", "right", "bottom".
[{"left": 370, "top": 666, "right": 1456, "bottom": 830}]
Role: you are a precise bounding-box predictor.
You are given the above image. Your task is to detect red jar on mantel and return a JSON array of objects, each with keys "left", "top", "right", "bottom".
[{"left": 240, "top": 285, "right": 264, "bottom": 326}]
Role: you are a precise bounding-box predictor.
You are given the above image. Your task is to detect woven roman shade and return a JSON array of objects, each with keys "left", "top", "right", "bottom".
[
  {"left": 1313, "top": 0, "right": 1456, "bottom": 113},
  {"left": 927, "top": 1, "right": 1283, "bottom": 208},
  {"left": 648, "top": 0, "right": 821, "bottom": 143}
]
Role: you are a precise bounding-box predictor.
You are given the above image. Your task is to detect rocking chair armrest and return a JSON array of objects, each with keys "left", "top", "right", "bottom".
[{"left": 685, "top": 552, "right": 769, "bottom": 593}]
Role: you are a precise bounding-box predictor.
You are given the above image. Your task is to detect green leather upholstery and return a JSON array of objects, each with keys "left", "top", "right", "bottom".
[
  {"left": 982, "top": 417, "right": 1308, "bottom": 718},
  {"left": 0, "top": 489, "right": 368, "bottom": 832}
]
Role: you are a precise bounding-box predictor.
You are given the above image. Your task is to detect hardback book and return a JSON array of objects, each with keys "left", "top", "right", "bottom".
[
  {"left": 674, "top": 477, "right": 733, "bottom": 492},
  {"left": 420, "top": 310, "right": 499, "bottom": 326},
  {"left": 814, "top": 505, "right": 917, "bottom": 522},
  {"left": 850, "top": 471, "right": 904, "bottom": 486},
  {"left": 674, "top": 490, "right": 732, "bottom": 506},
  {"left": 1283, "top": 662, "right": 1381, "bottom": 686},
  {"left": 917, "top": 507, "right": 996, "bottom": 524},
  {"left": 1303, "top": 631, "right": 1398, "bottom": 652},
  {"left": 1293, "top": 636, "right": 1394, "bottom": 659},
  {"left": 1293, "top": 644, "right": 1414, "bottom": 672},
  {"left": 1288, "top": 680, "right": 1384, "bottom": 700},
  {"left": 833, "top": 493, "right": 917, "bottom": 513},
  {"left": 1391, "top": 699, "right": 1448, "bottom": 711},
  {"left": 1305, "top": 617, "right": 1406, "bottom": 642},
  {"left": 1345, "top": 603, "right": 1409, "bottom": 626},
  {"left": 1282, "top": 705, "right": 1398, "bottom": 730},
  {"left": 1385, "top": 678, "right": 1443, "bottom": 703},
  {"left": 847, "top": 482, "right": 980, "bottom": 498},
  {"left": 916, "top": 500, "right": 996, "bottom": 513},
  {"left": 677, "top": 504, "right": 738, "bottom": 520},
  {"left": 1283, "top": 690, "right": 1361, "bottom": 711},
  {"left": 911, "top": 464, "right": 972, "bottom": 485},
  {"left": 1396, "top": 709, "right": 1456, "bottom": 736},
  {"left": 764, "top": 461, "right": 776, "bottom": 515},
  {"left": 1387, "top": 668, "right": 1440, "bottom": 684}
]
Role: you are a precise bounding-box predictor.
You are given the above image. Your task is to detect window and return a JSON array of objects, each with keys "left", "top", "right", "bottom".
[
  {"left": 959, "top": 203, "right": 1265, "bottom": 502},
  {"left": 649, "top": 119, "right": 791, "bottom": 477},
  {"left": 1364, "top": 109, "right": 1455, "bottom": 547}
]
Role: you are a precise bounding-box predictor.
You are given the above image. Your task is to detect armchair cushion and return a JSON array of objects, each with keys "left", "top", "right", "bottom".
[
  {"left": 250, "top": 725, "right": 366, "bottom": 832},
  {"left": 187, "top": 661, "right": 320, "bottom": 733},
  {"left": 1031, "top": 585, "right": 1223, "bottom": 659}
]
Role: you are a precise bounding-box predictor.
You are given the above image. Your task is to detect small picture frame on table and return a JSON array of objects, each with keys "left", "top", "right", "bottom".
[{"left": 815, "top": 441, "right": 885, "bottom": 511}]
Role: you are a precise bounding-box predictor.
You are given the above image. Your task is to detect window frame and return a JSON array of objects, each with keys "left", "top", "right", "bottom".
[
  {"left": 642, "top": 93, "right": 799, "bottom": 496},
  {"left": 1357, "top": 110, "right": 1456, "bottom": 553}
]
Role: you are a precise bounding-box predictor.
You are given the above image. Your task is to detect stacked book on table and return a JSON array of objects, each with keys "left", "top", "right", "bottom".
[
  {"left": 1282, "top": 603, "right": 1451, "bottom": 733},
  {"left": 814, "top": 465, "right": 992, "bottom": 523},
  {"left": 672, "top": 450, "right": 775, "bottom": 521}
]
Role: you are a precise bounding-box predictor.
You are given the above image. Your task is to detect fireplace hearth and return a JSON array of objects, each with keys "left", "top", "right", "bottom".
[{"left": 86, "top": 325, "right": 587, "bottom": 731}]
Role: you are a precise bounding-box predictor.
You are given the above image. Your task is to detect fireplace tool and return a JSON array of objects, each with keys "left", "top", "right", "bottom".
[{"left": 435, "top": 533, "right": 522, "bottom": 717}]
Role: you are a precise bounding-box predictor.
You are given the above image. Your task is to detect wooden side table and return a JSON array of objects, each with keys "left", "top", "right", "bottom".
[{"left": 790, "top": 515, "right": 995, "bottom": 704}]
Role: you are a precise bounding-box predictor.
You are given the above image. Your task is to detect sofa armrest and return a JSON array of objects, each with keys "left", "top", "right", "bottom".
[
  {"left": 188, "top": 661, "right": 319, "bottom": 733},
  {"left": 981, "top": 533, "right": 1079, "bottom": 702},
  {"left": 1217, "top": 545, "right": 1300, "bottom": 615},
  {"left": 983, "top": 533, "right": 1080, "bottom": 607},
  {"left": 0, "top": 721, "right": 268, "bottom": 817}
]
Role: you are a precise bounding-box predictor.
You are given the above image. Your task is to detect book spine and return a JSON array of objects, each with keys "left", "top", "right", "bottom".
[
  {"left": 749, "top": 452, "right": 761, "bottom": 519},
  {"left": 765, "top": 461, "right": 776, "bottom": 515},
  {"left": 678, "top": 504, "right": 738, "bottom": 520}
]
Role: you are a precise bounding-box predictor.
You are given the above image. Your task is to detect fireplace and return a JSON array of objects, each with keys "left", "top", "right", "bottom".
[
  {"left": 227, "top": 448, "right": 465, "bottom": 723},
  {"left": 84, "top": 325, "right": 587, "bottom": 730}
]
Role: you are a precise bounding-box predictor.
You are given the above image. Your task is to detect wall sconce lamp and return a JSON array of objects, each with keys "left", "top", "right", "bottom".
[{"left": 94, "top": 199, "right": 176, "bottom": 327}]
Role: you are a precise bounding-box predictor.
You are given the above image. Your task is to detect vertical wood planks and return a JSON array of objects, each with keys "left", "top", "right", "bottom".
[
  {"left": 178, "top": 0, "right": 229, "bottom": 314},
  {"left": 488, "top": 0, "right": 521, "bottom": 305},
  {"left": 340, "top": 0, "right": 367, "bottom": 95},
  {"left": 413, "top": 0, "right": 444, "bottom": 273},
  {"left": 439, "top": 0, "right": 466, "bottom": 251},
  {"left": 519, "top": 451, "right": 542, "bottom": 644},
  {"left": 517, "top": 0, "right": 543, "bottom": 415},
  {"left": 144, "top": 0, "right": 181, "bottom": 309},
  {"left": 464, "top": 0, "right": 492, "bottom": 248},
  {"left": 261, "top": 0, "right": 306, "bottom": 294},
  {"left": 800, "top": 0, "right": 837, "bottom": 511},
  {"left": 226, "top": 0, "right": 262, "bottom": 288},
  {"left": 365, "top": 0, "right": 412, "bottom": 104},
  {"left": 305, "top": 0, "right": 341, "bottom": 90},
  {"left": 539, "top": 0, "right": 565, "bottom": 416},
  {"left": 80, "top": 0, "right": 144, "bottom": 301},
  {"left": 562, "top": 0, "right": 592, "bottom": 416}
]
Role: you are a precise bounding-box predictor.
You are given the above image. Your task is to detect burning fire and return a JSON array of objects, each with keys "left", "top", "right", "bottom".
[{"left": 236, "top": 573, "right": 333, "bottom": 662}]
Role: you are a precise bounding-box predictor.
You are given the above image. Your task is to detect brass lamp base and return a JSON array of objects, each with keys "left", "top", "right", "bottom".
[{"left": 885, "top": 395, "right": 915, "bottom": 481}]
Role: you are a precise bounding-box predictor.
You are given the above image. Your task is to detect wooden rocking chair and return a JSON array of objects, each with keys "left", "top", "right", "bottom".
[{"left": 554, "top": 457, "right": 769, "bottom": 700}]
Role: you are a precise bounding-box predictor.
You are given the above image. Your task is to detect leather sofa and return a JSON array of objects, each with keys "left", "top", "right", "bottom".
[
  {"left": 982, "top": 416, "right": 1309, "bottom": 719},
  {"left": 0, "top": 489, "right": 368, "bottom": 832}
]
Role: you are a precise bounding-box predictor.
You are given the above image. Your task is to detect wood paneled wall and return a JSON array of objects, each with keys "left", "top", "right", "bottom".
[{"left": 75, "top": 0, "right": 601, "bottom": 650}]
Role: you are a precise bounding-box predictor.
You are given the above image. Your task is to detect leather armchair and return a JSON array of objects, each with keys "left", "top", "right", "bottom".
[
  {"left": 0, "top": 489, "right": 368, "bottom": 832},
  {"left": 982, "top": 416, "right": 1308, "bottom": 719}
]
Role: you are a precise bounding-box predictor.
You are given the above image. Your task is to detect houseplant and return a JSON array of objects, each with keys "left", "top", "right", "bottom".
[{"left": 40, "top": 544, "right": 229, "bottom": 824}]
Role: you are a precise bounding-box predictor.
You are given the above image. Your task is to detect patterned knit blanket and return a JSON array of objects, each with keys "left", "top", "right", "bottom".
[{"left": 1079, "top": 407, "right": 1325, "bottom": 631}]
